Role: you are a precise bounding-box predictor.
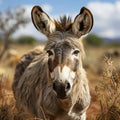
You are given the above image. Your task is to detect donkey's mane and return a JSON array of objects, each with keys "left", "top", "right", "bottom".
[{"left": 54, "top": 16, "right": 72, "bottom": 31}]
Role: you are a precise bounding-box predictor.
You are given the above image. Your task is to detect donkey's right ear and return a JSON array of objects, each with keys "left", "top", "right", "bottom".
[{"left": 31, "top": 6, "right": 56, "bottom": 36}]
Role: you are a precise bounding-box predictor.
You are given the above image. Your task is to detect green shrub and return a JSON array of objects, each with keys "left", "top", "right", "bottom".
[
  {"left": 85, "top": 34, "right": 104, "bottom": 46},
  {"left": 16, "top": 36, "right": 37, "bottom": 44}
]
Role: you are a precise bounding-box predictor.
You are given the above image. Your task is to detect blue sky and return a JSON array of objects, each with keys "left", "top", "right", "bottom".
[
  {"left": 0, "top": 0, "right": 115, "bottom": 13},
  {"left": 0, "top": 0, "right": 120, "bottom": 40}
]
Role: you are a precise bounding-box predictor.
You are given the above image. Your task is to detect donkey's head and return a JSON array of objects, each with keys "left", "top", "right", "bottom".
[{"left": 31, "top": 6, "right": 93, "bottom": 99}]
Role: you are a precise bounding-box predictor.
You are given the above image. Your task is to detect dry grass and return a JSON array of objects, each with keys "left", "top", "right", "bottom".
[
  {"left": 0, "top": 43, "right": 120, "bottom": 120},
  {"left": 94, "top": 57, "right": 120, "bottom": 120},
  {"left": 0, "top": 74, "right": 41, "bottom": 120},
  {"left": 0, "top": 43, "right": 44, "bottom": 120}
]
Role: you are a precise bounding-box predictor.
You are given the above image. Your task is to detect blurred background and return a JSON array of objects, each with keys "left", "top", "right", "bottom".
[{"left": 0, "top": 0, "right": 120, "bottom": 120}]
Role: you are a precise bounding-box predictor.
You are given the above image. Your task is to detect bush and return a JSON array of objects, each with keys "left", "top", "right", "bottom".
[
  {"left": 16, "top": 36, "right": 37, "bottom": 44},
  {"left": 85, "top": 34, "right": 104, "bottom": 46},
  {"left": 95, "top": 57, "right": 120, "bottom": 120}
]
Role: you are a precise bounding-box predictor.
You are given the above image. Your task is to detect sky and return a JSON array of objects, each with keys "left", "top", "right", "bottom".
[{"left": 0, "top": 0, "right": 120, "bottom": 40}]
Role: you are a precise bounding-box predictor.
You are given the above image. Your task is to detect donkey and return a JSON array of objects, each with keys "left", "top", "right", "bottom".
[{"left": 12, "top": 5, "right": 93, "bottom": 120}]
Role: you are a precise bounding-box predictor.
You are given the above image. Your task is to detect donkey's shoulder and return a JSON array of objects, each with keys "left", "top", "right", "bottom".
[{"left": 13, "top": 46, "right": 43, "bottom": 84}]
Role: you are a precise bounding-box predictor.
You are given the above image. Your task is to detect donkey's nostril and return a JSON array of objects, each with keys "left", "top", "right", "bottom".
[{"left": 65, "top": 82, "right": 71, "bottom": 91}]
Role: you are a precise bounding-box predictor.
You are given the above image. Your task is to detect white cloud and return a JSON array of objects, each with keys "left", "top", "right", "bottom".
[{"left": 87, "top": 1, "right": 120, "bottom": 38}]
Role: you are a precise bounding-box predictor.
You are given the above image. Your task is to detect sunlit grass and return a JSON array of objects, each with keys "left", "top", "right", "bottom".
[{"left": 0, "top": 43, "right": 119, "bottom": 120}]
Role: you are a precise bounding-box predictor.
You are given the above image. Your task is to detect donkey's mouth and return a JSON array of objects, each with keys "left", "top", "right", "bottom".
[{"left": 57, "top": 92, "right": 67, "bottom": 99}]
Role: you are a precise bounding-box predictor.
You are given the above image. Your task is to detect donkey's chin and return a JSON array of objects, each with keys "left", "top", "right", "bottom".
[
  {"left": 58, "top": 95, "right": 67, "bottom": 99},
  {"left": 55, "top": 90, "right": 71, "bottom": 100},
  {"left": 52, "top": 88, "right": 68, "bottom": 99}
]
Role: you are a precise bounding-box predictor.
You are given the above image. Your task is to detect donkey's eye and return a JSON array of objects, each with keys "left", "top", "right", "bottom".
[
  {"left": 47, "top": 50, "right": 53, "bottom": 56},
  {"left": 72, "top": 50, "right": 80, "bottom": 56}
]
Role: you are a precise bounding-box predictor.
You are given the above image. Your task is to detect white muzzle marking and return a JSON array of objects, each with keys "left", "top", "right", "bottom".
[{"left": 51, "top": 65, "right": 75, "bottom": 94}]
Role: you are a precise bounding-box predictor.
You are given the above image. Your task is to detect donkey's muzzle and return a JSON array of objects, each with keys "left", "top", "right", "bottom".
[{"left": 53, "top": 81, "right": 71, "bottom": 99}]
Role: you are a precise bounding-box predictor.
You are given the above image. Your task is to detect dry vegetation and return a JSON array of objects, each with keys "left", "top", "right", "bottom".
[
  {"left": 95, "top": 57, "right": 120, "bottom": 120},
  {"left": 0, "top": 43, "right": 120, "bottom": 120},
  {"left": 88, "top": 57, "right": 120, "bottom": 120}
]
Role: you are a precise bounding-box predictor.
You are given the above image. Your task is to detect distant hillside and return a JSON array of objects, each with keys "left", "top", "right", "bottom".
[{"left": 103, "top": 38, "right": 120, "bottom": 43}]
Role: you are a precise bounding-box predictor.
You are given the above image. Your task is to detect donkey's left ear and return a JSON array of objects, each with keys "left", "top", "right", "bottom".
[
  {"left": 72, "top": 7, "right": 93, "bottom": 37},
  {"left": 31, "top": 6, "right": 56, "bottom": 36}
]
